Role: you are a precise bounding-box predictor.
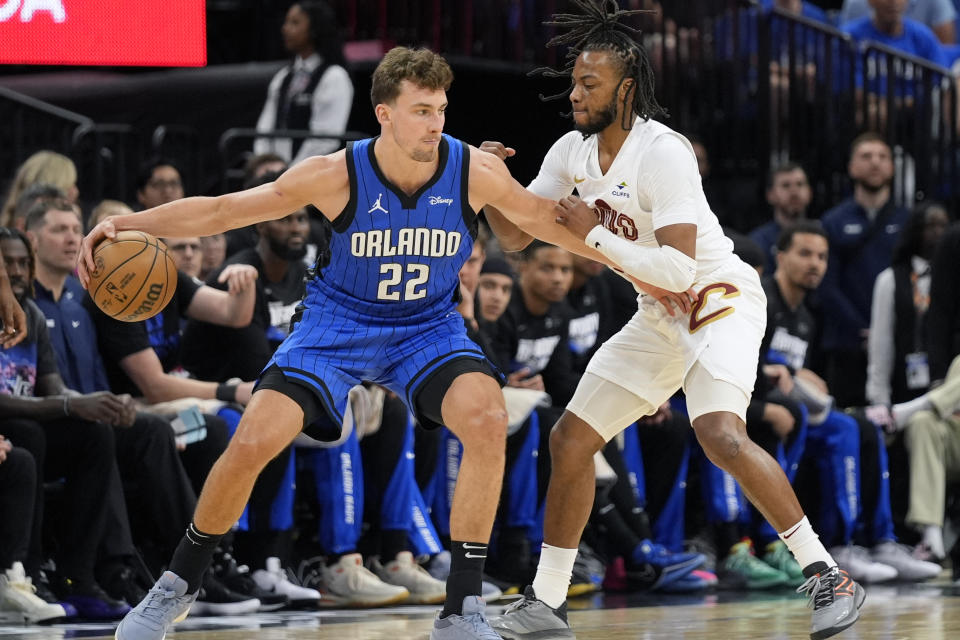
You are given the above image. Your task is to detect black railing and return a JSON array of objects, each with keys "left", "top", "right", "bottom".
[{"left": 217, "top": 128, "right": 370, "bottom": 192}]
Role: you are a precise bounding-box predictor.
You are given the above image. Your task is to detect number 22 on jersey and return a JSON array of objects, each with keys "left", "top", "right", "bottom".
[{"left": 377, "top": 263, "right": 430, "bottom": 301}]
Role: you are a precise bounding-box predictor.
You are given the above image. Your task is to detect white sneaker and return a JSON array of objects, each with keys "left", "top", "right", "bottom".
[
  {"left": 370, "top": 552, "right": 446, "bottom": 604},
  {"left": 0, "top": 562, "right": 67, "bottom": 623},
  {"left": 830, "top": 545, "right": 898, "bottom": 583},
  {"left": 425, "top": 551, "right": 504, "bottom": 602},
  {"left": 252, "top": 557, "right": 321, "bottom": 608},
  {"left": 318, "top": 554, "right": 409, "bottom": 607},
  {"left": 871, "top": 542, "right": 942, "bottom": 582}
]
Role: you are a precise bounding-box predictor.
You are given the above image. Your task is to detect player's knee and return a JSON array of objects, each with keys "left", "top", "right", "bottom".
[
  {"left": 457, "top": 406, "right": 507, "bottom": 456},
  {"left": 693, "top": 418, "right": 746, "bottom": 468},
  {"left": 549, "top": 418, "right": 601, "bottom": 468},
  {"left": 223, "top": 433, "right": 276, "bottom": 474}
]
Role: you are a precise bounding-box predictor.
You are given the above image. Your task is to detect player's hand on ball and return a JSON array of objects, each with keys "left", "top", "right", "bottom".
[
  {"left": 77, "top": 219, "right": 118, "bottom": 289},
  {"left": 479, "top": 141, "right": 516, "bottom": 161},
  {"left": 218, "top": 264, "right": 258, "bottom": 295},
  {"left": 554, "top": 196, "right": 599, "bottom": 240}
]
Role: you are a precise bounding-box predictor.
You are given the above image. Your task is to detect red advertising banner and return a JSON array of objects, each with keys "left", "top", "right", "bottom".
[{"left": 0, "top": 0, "right": 206, "bottom": 66}]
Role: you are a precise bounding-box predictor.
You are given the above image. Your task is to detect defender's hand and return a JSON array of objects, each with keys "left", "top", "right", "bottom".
[
  {"left": 78, "top": 219, "right": 118, "bottom": 289},
  {"left": 554, "top": 196, "right": 600, "bottom": 240},
  {"left": 479, "top": 141, "right": 516, "bottom": 161}
]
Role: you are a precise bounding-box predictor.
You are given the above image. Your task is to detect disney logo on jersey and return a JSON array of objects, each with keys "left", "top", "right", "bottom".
[
  {"left": 594, "top": 198, "right": 638, "bottom": 241},
  {"left": 611, "top": 181, "right": 630, "bottom": 198},
  {"left": 428, "top": 195, "right": 454, "bottom": 206}
]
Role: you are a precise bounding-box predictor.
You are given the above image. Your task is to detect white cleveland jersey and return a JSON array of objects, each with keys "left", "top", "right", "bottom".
[{"left": 527, "top": 117, "right": 734, "bottom": 283}]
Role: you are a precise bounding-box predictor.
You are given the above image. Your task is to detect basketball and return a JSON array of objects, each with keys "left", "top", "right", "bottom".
[{"left": 88, "top": 231, "right": 177, "bottom": 322}]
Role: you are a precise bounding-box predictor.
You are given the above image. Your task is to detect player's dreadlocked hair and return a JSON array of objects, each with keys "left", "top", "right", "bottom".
[{"left": 535, "top": 0, "right": 666, "bottom": 131}]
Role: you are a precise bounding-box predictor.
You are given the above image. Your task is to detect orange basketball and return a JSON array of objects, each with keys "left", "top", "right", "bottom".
[{"left": 88, "top": 231, "right": 177, "bottom": 322}]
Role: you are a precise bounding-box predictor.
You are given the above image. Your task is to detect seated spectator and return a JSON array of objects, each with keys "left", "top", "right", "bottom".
[
  {"left": 0, "top": 439, "right": 69, "bottom": 623},
  {"left": 8, "top": 183, "right": 66, "bottom": 232},
  {"left": 749, "top": 163, "right": 814, "bottom": 274},
  {"left": 87, "top": 199, "right": 134, "bottom": 231},
  {"left": 136, "top": 158, "right": 185, "bottom": 211},
  {"left": 819, "top": 133, "right": 908, "bottom": 407},
  {"left": 867, "top": 201, "right": 950, "bottom": 407},
  {"left": 254, "top": 1, "right": 354, "bottom": 164},
  {"left": 842, "top": 0, "right": 950, "bottom": 67},
  {"left": 243, "top": 153, "right": 288, "bottom": 189},
  {"left": 476, "top": 258, "right": 515, "bottom": 325},
  {"left": 900, "top": 354, "right": 960, "bottom": 562},
  {"left": 0, "top": 227, "right": 131, "bottom": 620},
  {"left": 25, "top": 199, "right": 200, "bottom": 584},
  {"left": 184, "top": 209, "right": 309, "bottom": 383},
  {"left": 489, "top": 241, "right": 578, "bottom": 406},
  {"left": 927, "top": 222, "right": 960, "bottom": 384},
  {"left": 200, "top": 234, "right": 227, "bottom": 281},
  {"left": 164, "top": 236, "right": 204, "bottom": 280},
  {"left": 841, "top": 0, "right": 957, "bottom": 44},
  {"left": 1, "top": 152, "right": 78, "bottom": 228}
]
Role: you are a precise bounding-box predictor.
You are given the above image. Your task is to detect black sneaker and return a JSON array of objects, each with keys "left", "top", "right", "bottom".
[
  {"left": 100, "top": 565, "right": 148, "bottom": 607},
  {"left": 192, "top": 571, "right": 261, "bottom": 616},
  {"left": 56, "top": 577, "right": 131, "bottom": 620},
  {"left": 212, "top": 552, "right": 288, "bottom": 612},
  {"left": 32, "top": 571, "right": 77, "bottom": 618}
]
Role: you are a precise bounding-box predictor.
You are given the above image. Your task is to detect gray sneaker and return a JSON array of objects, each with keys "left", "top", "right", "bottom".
[
  {"left": 430, "top": 596, "right": 502, "bottom": 640},
  {"left": 797, "top": 564, "right": 866, "bottom": 640},
  {"left": 115, "top": 571, "right": 197, "bottom": 640},
  {"left": 488, "top": 587, "right": 574, "bottom": 639}
]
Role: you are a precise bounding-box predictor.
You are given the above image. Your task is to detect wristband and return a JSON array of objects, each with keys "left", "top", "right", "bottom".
[{"left": 216, "top": 383, "right": 238, "bottom": 403}]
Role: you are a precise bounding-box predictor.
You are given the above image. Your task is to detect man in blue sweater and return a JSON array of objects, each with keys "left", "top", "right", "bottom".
[{"left": 819, "top": 133, "right": 909, "bottom": 407}]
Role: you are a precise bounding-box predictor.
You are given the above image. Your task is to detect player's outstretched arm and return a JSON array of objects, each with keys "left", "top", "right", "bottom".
[
  {"left": 469, "top": 148, "right": 610, "bottom": 262},
  {"left": 77, "top": 153, "right": 350, "bottom": 288}
]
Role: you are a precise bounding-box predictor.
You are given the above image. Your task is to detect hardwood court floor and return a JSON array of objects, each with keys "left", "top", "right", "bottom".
[{"left": 2, "top": 582, "right": 959, "bottom": 639}]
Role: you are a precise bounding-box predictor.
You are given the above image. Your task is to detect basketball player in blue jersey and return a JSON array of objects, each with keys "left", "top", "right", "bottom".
[{"left": 78, "top": 47, "right": 652, "bottom": 640}]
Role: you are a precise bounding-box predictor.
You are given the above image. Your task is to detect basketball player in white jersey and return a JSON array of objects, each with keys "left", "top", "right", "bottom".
[{"left": 481, "top": 2, "right": 865, "bottom": 639}]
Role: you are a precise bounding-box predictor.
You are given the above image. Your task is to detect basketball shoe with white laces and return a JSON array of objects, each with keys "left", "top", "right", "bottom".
[
  {"left": 369, "top": 552, "right": 447, "bottom": 604},
  {"left": 488, "top": 586, "right": 574, "bottom": 639},
  {"left": 317, "top": 554, "right": 408, "bottom": 607},
  {"left": 114, "top": 571, "right": 197, "bottom": 640},
  {"left": 797, "top": 563, "right": 866, "bottom": 640},
  {"left": 0, "top": 562, "right": 66, "bottom": 624}
]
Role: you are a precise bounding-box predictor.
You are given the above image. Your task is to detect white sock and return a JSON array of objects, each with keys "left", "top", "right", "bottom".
[
  {"left": 778, "top": 516, "right": 837, "bottom": 573},
  {"left": 922, "top": 525, "right": 945, "bottom": 559},
  {"left": 531, "top": 544, "right": 578, "bottom": 609},
  {"left": 892, "top": 396, "right": 932, "bottom": 428}
]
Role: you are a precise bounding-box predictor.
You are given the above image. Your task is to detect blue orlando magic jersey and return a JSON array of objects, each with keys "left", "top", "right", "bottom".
[{"left": 306, "top": 134, "right": 477, "bottom": 322}]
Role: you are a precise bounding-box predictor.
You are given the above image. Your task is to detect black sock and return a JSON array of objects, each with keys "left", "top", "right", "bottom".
[
  {"left": 169, "top": 523, "right": 223, "bottom": 594},
  {"left": 441, "top": 540, "right": 487, "bottom": 618},
  {"left": 595, "top": 503, "right": 642, "bottom": 559},
  {"left": 381, "top": 529, "right": 409, "bottom": 562},
  {"left": 714, "top": 522, "right": 741, "bottom": 560}
]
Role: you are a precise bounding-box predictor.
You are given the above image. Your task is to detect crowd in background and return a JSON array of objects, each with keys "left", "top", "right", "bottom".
[{"left": 2, "top": 0, "right": 960, "bottom": 627}]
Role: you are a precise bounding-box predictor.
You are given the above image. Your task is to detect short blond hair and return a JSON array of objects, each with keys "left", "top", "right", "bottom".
[
  {"left": 88, "top": 199, "right": 134, "bottom": 231},
  {"left": 1, "top": 151, "right": 77, "bottom": 227},
  {"left": 370, "top": 47, "right": 453, "bottom": 107}
]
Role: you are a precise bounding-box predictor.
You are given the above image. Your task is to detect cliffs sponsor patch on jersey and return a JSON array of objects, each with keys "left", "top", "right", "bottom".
[{"left": 350, "top": 228, "right": 463, "bottom": 258}]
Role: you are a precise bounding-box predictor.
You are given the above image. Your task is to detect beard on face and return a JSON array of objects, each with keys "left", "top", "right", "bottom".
[
  {"left": 268, "top": 235, "right": 307, "bottom": 261},
  {"left": 573, "top": 94, "right": 618, "bottom": 136},
  {"left": 854, "top": 174, "right": 891, "bottom": 193}
]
